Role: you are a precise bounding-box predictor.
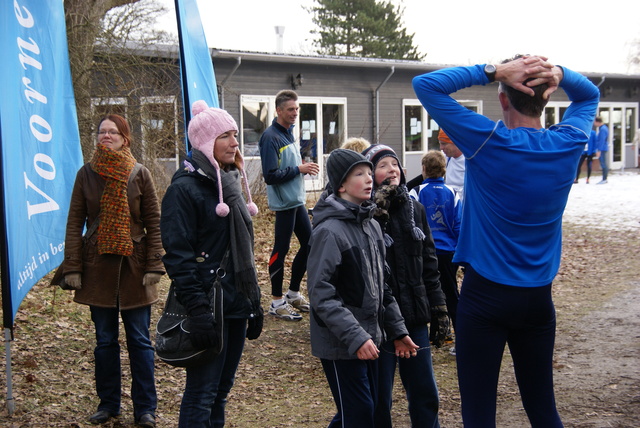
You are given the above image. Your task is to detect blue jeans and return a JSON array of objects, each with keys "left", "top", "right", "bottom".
[
  {"left": 90, "top": 305, "right": 156, "bottom": 420},
  {"left": 375, "top": 323, "right": 440, "bottom": 428},
  {"left": 321, "top": 358, "right": 378, "bottom": 428},
  {"left": 179, "top": 318, "right": 247, "bottom": 428},
  {"left": 455, "top": 267, "right": 562, "bottom": 428},
  {"left": 599, "top": 151, "right": 609, "bottom": 180}
]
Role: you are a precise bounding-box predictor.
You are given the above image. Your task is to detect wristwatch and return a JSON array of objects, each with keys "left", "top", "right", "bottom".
[{"left": 484, "top": 64, "right": 497, "bottom": 82}]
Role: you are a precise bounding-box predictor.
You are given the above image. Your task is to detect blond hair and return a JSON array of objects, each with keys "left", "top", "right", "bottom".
[{"left": 341, "top": 137, "right": 371, "bottom": 154}]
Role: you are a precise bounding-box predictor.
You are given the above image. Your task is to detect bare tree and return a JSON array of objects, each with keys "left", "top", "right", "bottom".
[
  {"left": 64, "top": 0, "right": 181, "bottom": 194},
  {"left": 629, "top": 37, "right": 640, "bottom": 73},
  {"left": 65, "top": 0, "right": 178, "bottom": 161}
]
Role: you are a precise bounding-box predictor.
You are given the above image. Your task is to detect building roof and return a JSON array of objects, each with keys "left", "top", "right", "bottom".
[{"left": 99, "top": 42, "right": 640, "bottom": 79}]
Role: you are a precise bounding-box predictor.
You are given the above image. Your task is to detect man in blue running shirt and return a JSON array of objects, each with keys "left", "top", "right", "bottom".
[{"left": 413, "top": 55, "right": 599, "bottom": 427}]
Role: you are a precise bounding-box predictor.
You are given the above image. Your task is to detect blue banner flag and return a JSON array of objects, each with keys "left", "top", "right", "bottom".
[
  {"left": 0, "top": 0, "right": 84, "bottom": 327},
  {"left": 174, "top": 0, "right": 219, "bottom": 150}
]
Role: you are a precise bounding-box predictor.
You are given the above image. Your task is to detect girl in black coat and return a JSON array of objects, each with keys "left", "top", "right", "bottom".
[{"left": 362, "top": 144, "right": 448, "bottom": 428}]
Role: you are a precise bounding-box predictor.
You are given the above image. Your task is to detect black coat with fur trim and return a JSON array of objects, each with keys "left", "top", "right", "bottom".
[{"left": 373, "top": 185, "right": 445, "bottom": 327}]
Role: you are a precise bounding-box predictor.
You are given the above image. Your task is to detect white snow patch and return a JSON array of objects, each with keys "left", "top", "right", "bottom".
[{"left": 563, "top": 170, "right": 640, "bottom": 231}]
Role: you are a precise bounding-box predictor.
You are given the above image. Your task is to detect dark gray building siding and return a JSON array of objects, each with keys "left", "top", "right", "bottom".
[{"left": 91, "top": 46, "right": 639, "bottom": 181}]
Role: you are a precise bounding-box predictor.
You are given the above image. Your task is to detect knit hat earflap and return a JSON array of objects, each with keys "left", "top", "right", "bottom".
[
  {"left": 326, "top": 149, "right": 373, "bottom": 192},
  {"left": 187, "top": 100, "right": 258, "bottom": 217}
]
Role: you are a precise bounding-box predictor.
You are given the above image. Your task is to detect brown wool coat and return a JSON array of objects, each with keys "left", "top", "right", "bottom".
[{"left": 63, "top": 163, "right": 165, "bottom": 309}]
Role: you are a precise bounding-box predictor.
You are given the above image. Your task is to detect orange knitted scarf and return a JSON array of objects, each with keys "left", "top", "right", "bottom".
[{"left": 90, "top": 144, "right": 136, "bottom": 256}]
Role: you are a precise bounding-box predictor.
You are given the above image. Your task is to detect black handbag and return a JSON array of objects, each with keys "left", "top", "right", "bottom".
[{"left": 155, "top": 248, "right": 228, "bottom": 368}]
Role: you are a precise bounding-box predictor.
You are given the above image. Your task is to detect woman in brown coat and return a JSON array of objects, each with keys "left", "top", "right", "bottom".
[{"left": 62, "top": 114, "right": 164, "bottom": 427}]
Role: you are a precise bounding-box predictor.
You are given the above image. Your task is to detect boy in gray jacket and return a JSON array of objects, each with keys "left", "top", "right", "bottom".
[{"left": 307, "top": 149, "right": 418, "bottom": 428}]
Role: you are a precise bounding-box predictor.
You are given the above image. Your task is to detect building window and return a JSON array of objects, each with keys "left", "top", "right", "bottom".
[
  {"left": 403, "top": 100, "right": 481, "bottom": 153},
  {"left": 322, "top": 103, "right": 345, "bottom": 155},
  {"left": 402, "top": 99, "right": 481, "bottom": 179},
  {"left": 543, "top": 103, "right": 570, "bottom": 127},
  {"left": 241, "top": 96, "right": 271, "bottom": 158},
  {"left": 240, "top": 95, "right": 347, "bottom": 190},
  {"left": 404, "top": 103, "right": 424, "bottom": 152},
  {"left": 141, "top": 96, "right": 178, "bottom": 176},
  {"left": 91, "top": 97, "right": 127, "bottom": 130},
  {"left": 546, "top": 101, "right": 638, "bottom": 169}
]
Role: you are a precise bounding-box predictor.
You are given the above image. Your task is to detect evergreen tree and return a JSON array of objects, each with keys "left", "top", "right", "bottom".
[{"left": 307, "top": 0, "right": 424, "bottom": 60}]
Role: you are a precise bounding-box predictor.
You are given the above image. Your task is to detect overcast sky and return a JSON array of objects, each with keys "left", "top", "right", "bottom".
[{"left": 158, "top": 0, "right": 640, "bottom": 75}]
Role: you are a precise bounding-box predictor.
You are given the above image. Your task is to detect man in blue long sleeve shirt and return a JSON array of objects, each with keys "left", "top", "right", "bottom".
[
  {"left": 413, "top": 55, "right": 599, "bottom": 427},
  {"left": 595, "top": 116, "right": 610, "bottom": 183},
  {"left": 259, "top": 90, "right": 320, "bottom": 321}
]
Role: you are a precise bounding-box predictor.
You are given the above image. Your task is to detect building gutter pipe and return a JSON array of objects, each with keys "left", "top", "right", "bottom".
[
  {"left": 219, "top": 56, "right": 242, "bottom": 108},
  {"left": 375, "top": 66, "right": 395, "bottom": 143}
]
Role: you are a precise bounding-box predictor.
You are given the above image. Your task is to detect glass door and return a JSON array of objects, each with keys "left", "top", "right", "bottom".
[
  {"left": 297, "top": 98, "right": 347, "bottom": 192},
  {"left": 298, "top": 102, "right": 322, "bottom": 193}
]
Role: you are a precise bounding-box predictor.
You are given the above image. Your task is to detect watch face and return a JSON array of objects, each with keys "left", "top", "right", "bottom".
[{"left": 485, "top": 64, "right": 496, "bottom": 73}]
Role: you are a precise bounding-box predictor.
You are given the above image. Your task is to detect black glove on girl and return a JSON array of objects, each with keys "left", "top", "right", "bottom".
[{"left": 187, "top": 307, "right": 219, "bottom": 349}]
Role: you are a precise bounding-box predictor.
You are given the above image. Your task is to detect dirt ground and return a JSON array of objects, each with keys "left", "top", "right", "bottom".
[{"left": 0, "top": 194, "right": 638, "bottom": 426}]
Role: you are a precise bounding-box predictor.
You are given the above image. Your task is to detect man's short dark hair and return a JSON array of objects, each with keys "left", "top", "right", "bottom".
[
  {"left": 275, "top": 90, "right": 298, "bottom": 109},
  {"left": 499, "top": 55, "right": 549, "bottom": 117}
]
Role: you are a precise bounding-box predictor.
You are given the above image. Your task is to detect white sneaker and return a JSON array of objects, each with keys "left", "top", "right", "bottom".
[
  {"left": 269, "top": 302, "right": 302, "bottom": 321},
  {"left": 596, "top": 179, "right": 608, "bottom": 184},
  {"left": 286, "top": 294, "right": 310, "bottom": 312}
]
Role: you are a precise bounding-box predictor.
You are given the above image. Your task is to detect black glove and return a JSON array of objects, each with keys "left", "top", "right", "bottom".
[
  {"left": 246, "top": 306, "right": 264, "bottom": 340},
  {"left": 186, "top": 309, "right": 219, "bottom": 349},
  {"left": 429, "top": 305, "right": 450, "bottom": 349}
]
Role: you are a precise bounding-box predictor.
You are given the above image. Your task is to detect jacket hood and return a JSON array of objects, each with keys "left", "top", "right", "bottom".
[
  {"left": 172, "top": 156, "right": 216, "bottom": 185},
  {"left": 312, "top": 194, "right": 376, "bottom": 228}
]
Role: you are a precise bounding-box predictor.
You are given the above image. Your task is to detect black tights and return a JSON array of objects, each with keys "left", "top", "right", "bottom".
[
  {"left": 575, "top": 153, "right": 594, "bottom": 181},
  {"left": 456, "top": 267, "right": 563, "bottom": 427},
  {"left": 269, "top": 205, "right": 312, "bottom": 297}
]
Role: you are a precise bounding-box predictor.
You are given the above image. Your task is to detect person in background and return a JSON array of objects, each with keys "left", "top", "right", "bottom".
[
  {"left": 413, "top": 55, "right": 599, "bottom": 427},
  {"left": 437, "top": 130, "right": 466, "bottom": 200},
  {"left": 317, "top": 137, "right": 372, "bottom": 198},
  {"left": 574, "top": 128, "right": 597, "bottom": 183},
  {"left": 259, "top": 90, "right": 319, "bottom": 321},
  {"left": 161, "top": 101, "right": 262, "bottom": 427},
  {"left": 362, "top": 144, "right": 448, "bottom": 428},
  {"left": 410, "top": 150, "right": 462, "bottom": 353},
  {"left": 405, "top": 130, "right": 465, "bottom": 200},
  {"left": 340, "top": 137, "right": 371, "bottom": 153},
  {"left": 594, "top": 116, "right": 610, "bottom": 184},
  {"left": 307, "top": 149, "right": 419, "bottom": 428},
  {"left": 63, "top": 114, "right": 164, "bottom": 427}
]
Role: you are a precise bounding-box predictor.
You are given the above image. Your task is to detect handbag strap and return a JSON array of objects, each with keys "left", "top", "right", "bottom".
[{"left": 215, "top": 245, "right": 231, "bottom": 282}]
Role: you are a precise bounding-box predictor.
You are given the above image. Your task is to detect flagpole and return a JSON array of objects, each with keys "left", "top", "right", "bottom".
[
  {"left": 174, "top": 0, "right": 220, "bottom": 153},
  {"left": 0, "top": 113, "right": 14, "bottom": 414},
  {"left": 4, "top": 329, "right": 14, "bottom": 416},
  {"left": 0, "top": 119, "right": 15, "bottom": 415},
  {"left": 174, "top": 0, "right": 193, "bottom": 152}
]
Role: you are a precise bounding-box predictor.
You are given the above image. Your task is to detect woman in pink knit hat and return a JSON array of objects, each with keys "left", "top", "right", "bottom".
[{"left": 160, "top": 101, "right": 262, "bottom": 427}]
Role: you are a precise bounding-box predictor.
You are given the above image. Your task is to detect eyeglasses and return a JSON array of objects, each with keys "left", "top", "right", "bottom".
[{"left": 97, "top": 130, "right": 121, "bottom": 136}]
